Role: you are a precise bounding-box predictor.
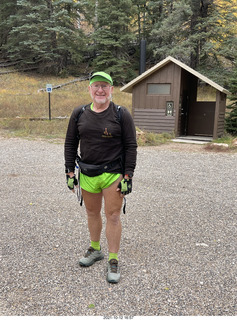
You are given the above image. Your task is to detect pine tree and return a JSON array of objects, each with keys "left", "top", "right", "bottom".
[
  {"left": 91, "top": 0, "right": 136, "bottom": 84},
  {"left": 131, "top": 0, "right": 166, "bottom": 67},
  {"left": 225, "top": 66, "right": 237, "bottom": 135},
  {"left": 0, "top": 0, "right": 17, "bottom": 56},
  {"left": 3, "top": 0, "right": 55, "bottom": 68},
  {"left": 1, "top": 0, "right": 236, "bottom": 84},
  {"left": 2, "top": 0, "right": 85, "bottom": 73},
  {"left": 193, "top": 0, "right": 237, "bottom": 85},
  {"left": 48, "top": 0, "right": 85, "bottom": 73},
  {"left": 148, "top": 0, "right": 237, "bottom": 86},
  {"left": 149, "top": 0, "right": 192, "bottom": 63}
]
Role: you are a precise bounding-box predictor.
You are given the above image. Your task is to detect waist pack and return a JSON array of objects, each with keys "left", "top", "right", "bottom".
[
  {"left": 77, "top": 157, "right": 122, "bottom": 177},
  {"left": 75, "top": 156, "right": 127, "bottom": 214}
]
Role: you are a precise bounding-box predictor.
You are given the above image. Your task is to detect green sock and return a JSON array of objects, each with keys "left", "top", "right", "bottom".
[
  {"left": 109, "top": 253, "right": 118, "bottom": 261},
  {"left": 91, "top": 241, "right": 100, "bottom": 251}
]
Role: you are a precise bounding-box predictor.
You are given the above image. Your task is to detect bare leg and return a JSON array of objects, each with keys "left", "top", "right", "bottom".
[
  {"left": 81, "top": 189, "right": 103, "bottom": 242},
  {"left": 103, "top": 176, "right": 123, "bottom": 253}
]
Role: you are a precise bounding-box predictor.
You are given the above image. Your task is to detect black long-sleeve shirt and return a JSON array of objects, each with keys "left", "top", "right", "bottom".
[{"left": 64, "top": 102, "right": 137, "bottom": 176}]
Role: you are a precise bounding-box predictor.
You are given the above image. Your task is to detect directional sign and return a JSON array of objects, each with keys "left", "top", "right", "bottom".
[{"left": 46, "top": 84, "right": 53, "bottom": 93}]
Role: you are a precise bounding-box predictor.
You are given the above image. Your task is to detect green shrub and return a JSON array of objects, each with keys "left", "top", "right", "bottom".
[
  {"left": 225, "top": 103, "right": 237, "bottom": 136},
  {"left": 225, "top": 66, "right": 237, "bottom": 136}
]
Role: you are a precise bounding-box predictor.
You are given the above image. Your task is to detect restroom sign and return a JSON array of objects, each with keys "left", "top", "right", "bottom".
[{"left": 46, "top": 84, "right": 52, "bottom": 93}]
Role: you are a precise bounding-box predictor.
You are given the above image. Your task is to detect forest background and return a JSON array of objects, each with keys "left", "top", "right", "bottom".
[
  {"left": 1, "top": 0, "right": 237, "bottom": 86},
  {"left": 0, "top": 0, "right": 237, "bottom": 138}
]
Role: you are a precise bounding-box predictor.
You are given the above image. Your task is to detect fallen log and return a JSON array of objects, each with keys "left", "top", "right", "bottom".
[
  {"left": 0, "top": 67, "right": 38, "bottom": 74},
  {"left": 0, "top": 61, "right": 22, "bottom": 67}
]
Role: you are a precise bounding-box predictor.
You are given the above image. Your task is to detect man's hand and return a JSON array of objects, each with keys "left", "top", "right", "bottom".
[
  {"left": 117, "top": 176, "right": 132, "bottom": 195},
  {"left": 66, "top": 173, "right": 78, "bottom": 193}
]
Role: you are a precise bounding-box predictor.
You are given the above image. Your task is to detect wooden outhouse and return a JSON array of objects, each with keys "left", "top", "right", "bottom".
[{"left": 121, "top": 56, "right": 230, "bottom": 139}]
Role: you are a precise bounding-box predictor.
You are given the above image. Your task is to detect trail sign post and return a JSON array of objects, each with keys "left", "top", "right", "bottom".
[{"left": 46, "top": 84, "right": 53, "bottom": 120}]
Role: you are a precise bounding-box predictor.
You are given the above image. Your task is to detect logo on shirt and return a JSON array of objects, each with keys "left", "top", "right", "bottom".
[{"left": 102, "top": 128, "right": 113, "bottom": 138}]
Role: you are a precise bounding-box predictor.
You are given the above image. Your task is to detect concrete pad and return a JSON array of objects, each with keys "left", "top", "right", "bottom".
[{"left": 172, "top": 136, "right": 212, "bottom": 144}]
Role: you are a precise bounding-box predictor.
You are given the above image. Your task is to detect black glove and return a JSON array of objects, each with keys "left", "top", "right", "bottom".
[
  {"left": 117, "top": 178, "right": 132, "bottom": 195},
  {"left": 66, "top": 174, "right": 78, "bottom": 191}
]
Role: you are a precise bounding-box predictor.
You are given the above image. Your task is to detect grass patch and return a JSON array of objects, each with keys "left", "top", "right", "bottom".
[
  {"left": 212, "top": 133, "right": 235, "bottom": 145},
  {"left": 0, "top": 118, "right": 174, "bottom": 146},
  {"left": 0, "top": 118, "right": 69, "bottom": 139},
  {"left": 136, "top": 128, "right": 174, "bottom": 146},
  {"left": 0, "top": 71, "right": 171, "bottom": 145},
  {"left": 204, "top": 133, "right": 237, "bottom": 152},
  {"left": 0, "top": 72, "right": 132, "bottom": 118},
  {"left": 4, "top": 71, "right": 235, "bottom": 148},
  {"left": 0, "top": 71, "right": 132, "bottom": 140}
]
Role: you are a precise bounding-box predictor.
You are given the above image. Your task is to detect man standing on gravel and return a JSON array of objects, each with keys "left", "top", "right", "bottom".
[{"left": 64, "top": 71, "right": 137, "bottom": 283}]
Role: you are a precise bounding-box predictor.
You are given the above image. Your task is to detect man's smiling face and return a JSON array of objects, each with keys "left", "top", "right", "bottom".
[{"left": 89, "top": 81, "right": 113, "bottom": 105}]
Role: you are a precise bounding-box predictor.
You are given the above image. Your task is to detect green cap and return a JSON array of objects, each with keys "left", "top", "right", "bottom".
[{"left": 89, "top": 71, "right": 113, "bottom": 86}]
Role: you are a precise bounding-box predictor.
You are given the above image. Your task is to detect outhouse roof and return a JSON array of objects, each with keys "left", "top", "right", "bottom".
[{"left": 120, "top": 56, "right": 230, "bottom": 95}]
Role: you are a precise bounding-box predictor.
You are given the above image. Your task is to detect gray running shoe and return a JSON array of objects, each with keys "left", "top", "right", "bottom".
[
  {"left": 107, "top": 259, "right": 120, "bottom": 283},
  {"left": 79, "top": 247, "right": 104, "bottom": 267}
]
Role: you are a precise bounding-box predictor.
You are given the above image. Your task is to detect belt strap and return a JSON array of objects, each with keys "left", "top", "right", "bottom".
[{"left": 76, "top": 164, "right": 83, "bottom": 206}]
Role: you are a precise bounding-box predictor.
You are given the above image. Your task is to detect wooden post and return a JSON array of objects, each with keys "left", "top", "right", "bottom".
[{"left": 48, "top": 92, "right": 51, "bottom": 121}]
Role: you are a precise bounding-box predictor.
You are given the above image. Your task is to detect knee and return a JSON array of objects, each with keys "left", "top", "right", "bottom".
[
  {"left": 86, "top": 209, "right": 101, "bottom": 218},
  {"left": 107, "top": 211, "right": 121, "bottom": 225}
]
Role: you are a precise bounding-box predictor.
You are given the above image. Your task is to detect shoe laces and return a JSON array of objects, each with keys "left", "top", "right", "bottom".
[
  {"left": 85, "top": 247, "right": 95, "bottom": 257},
  {"left": 109, "top": 259, "right": 118, "bottom": 273}
]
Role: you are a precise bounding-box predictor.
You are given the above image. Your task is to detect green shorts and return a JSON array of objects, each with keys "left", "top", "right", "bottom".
[{"left": 80, "top": 172, "right": 121, "bottom": 193}]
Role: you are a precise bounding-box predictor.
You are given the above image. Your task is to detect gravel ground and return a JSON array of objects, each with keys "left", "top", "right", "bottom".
[{"left": 0, "top": 137, "right": 236, "bottom": 316}]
